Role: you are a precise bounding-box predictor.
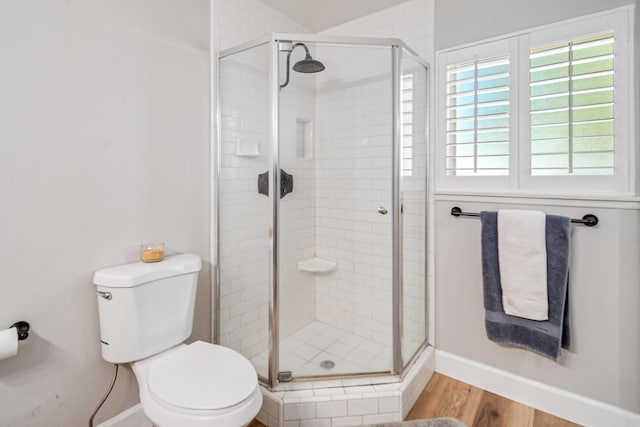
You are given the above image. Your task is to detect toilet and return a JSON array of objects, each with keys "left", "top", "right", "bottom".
[{"left": 93, "top": 254, "right": 262, "bottom": 427}]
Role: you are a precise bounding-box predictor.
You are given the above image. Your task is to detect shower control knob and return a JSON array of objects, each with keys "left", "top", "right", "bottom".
[{"left": 377, "top": 207, "right": 388, "bottom": 215}]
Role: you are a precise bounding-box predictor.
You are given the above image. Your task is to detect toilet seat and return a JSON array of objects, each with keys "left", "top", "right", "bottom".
[
  {"left": 148, "top": 341, "right": 258, "bottom": 411},
  {"left": 132, "top": 341, "right": 263, "bottom": 427}
]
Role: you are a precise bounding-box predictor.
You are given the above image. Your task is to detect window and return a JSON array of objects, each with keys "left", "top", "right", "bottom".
[
  {"left": 437, "top": 8, "right": 634, "bottom": 194},
  {"left": 529, "top": 33, "right": 615, "bottom": 176},
  {"left": 446, "top": 55, "right": 510, "bottom": 176},
  {"left": 401, "top": 74, "right": 414, "bottom": 176}
]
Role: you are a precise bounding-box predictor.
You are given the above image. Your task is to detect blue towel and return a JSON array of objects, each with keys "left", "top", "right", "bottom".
[{"left": 480, "top": 211, "right": 571, "bottom": 361}]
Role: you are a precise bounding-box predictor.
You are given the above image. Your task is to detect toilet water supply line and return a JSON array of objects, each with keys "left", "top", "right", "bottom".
[{"left": 89, "top": 363, "right": 119, "bottom": 427}]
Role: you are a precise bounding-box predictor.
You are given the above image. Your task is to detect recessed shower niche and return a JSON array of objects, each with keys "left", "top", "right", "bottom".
[
  {"left": 216, "top": 33, "right": 430, "bottom": 424},
  {"left": 295, "top": 118, "right": 313, "bottom": 160}
]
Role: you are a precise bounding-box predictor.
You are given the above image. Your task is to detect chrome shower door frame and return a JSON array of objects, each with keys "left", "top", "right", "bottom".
[{"left": 269, "top": 36, "right": 280, "bottom": 387}]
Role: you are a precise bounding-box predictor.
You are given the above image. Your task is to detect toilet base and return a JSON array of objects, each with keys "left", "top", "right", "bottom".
[
  {"left": 95, "top": 403, "right": 152, "bottom": 427},
  {"left": 96, "top": 403, "right": 260, "bottom": 427},
  {"left": 139, "top": 387, "right": 262, "bottom": 427}
]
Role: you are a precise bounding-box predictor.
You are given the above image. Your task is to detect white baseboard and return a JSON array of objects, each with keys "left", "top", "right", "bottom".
[{"left": 435, "top": 350, "right": 640, "bottom": 427}]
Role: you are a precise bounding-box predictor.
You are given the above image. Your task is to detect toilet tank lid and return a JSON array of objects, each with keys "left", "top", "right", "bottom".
[{"left": 93, "top": 254, "right": 202, "bottom": 288}]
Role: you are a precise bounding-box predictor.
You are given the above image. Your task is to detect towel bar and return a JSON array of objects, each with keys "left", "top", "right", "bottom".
[{"left": 450, "top": 206, "right": 599, "bottom": 227}]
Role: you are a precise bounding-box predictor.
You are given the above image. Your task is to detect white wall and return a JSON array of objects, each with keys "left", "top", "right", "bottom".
[
  {"left": 321, "top": 0, "right": 433, "bottom": 60},
  {"left": 433, "top": 0, "right": 640, "bottom": 414},
  {"left": 435, "top": 0, "right": 636, "bottom": 49},
  {"left": 0, "top": 1, "right": 211, "bottom": 425},
  {"left": 435, "top": 198, "right": 640, "bottom": 413}
]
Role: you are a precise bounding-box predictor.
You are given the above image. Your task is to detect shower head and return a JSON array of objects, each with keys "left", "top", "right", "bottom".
[
  {"left": 293, "top": 53, "right": 325, "bottom": 74},
  {"left": 280, "top": 42, "right": 325, "bottom": 88}
]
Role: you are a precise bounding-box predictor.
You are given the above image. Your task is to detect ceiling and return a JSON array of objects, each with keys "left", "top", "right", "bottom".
[{"left": 259, "top": 0, "right": 411, "bottom": 32}]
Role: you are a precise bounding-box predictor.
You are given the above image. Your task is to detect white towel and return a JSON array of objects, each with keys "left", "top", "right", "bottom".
[{"left": 498, "top": 209, "right": 548, "bottom": 320}]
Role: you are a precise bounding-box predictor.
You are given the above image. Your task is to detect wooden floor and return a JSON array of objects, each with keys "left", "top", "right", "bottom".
[
  {"left": 407, "top": 374, "right": 581, "bottom": 427},
  {"left": 249, "top": 373, "right": 582, "bottom": 427}
]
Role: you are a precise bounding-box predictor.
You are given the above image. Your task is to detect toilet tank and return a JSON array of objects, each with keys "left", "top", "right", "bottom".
[{"left": 93, "top": 254, "right": 202, "bottom": 363}]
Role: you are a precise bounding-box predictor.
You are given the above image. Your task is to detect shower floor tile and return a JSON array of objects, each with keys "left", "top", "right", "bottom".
[{"left": 250, "top": 321, "right": 392, "bottom": 378}]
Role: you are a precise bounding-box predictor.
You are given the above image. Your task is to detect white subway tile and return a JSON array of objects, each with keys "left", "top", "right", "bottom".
[
  {"left": 378, "top": 396, "right": 401, "bottom": 413},
  {"left": 347, "top": 398, "right": 379, "bottom": 416},
  {"left": 331, "top": 416, "right": 363, "bottom": 427},
  {"left": 300, "top": 419, "right": 332, "bottom": 427},
  {"left": 284, "top": 402, "right": 316, "bottom": 421},
  {"left": 316, "top": 400, "right": 348, "bottom": 418},
  {"left": 363, "top": 413, "right": 395, "bottom": 424}
]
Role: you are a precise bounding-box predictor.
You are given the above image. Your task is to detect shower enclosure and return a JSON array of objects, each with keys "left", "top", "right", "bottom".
[{"left": 216, "top": 34, "right": 428, "bottom": 388}]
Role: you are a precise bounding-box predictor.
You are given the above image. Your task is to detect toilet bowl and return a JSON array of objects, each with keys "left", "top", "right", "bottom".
[{"left": 131, "top": 341, "right": 263, "bottom": 427}]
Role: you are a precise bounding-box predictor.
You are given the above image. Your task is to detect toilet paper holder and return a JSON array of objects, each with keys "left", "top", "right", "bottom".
[{"left": 10, "top": 321, "right": 30, "bottom": 341}]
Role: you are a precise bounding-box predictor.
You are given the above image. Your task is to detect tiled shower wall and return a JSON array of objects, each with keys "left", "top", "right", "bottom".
[
  {"left": 212, "top": 0, "right": 308, "bottom": 52},
  {"left": 313, "top": 70, "right": 394, "bottom": 346},
  {"left": 218, "top": 50, "right": 272, "bottom": 362},
  {"left": 278, "top": 69, "right": 318, "bottom": 339},
  {"left": 401, "top": 63, "right": 428, "bottom": 360},
  {"left": 314, "top": 0, "right": 433, "bottom": 355}
]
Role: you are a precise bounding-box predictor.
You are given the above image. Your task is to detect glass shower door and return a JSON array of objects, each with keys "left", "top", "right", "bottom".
[
  {"left": 217, "top": 42, "right": 272, "bottom": 380},
  {"left": 277, "top": 41, "right": 394, "bottom": 378},
  {"left": 400, "top": 51, "right": 429, "bottom": 367}
]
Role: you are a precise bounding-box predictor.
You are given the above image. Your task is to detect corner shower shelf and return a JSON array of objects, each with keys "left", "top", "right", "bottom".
[{"left": 297, "top": 257, "right": 337, "bottom": 273}]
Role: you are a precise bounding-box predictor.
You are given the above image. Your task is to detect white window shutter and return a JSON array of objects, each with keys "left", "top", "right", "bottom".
[
  {"left": 529, "top": 33, "right": 615, "bottom": 176},
  {"left": 445, "top": 55, "right": 511, "bottom": 176}
]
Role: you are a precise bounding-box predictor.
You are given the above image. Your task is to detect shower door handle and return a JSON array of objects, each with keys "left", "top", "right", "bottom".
[{"left": 377, "top": 207, "right": 388, "bottom": 215}]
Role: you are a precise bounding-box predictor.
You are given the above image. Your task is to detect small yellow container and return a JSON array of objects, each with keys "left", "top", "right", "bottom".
[{"left": 140, "top": 243, "right": 165, "bottom": 263}]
